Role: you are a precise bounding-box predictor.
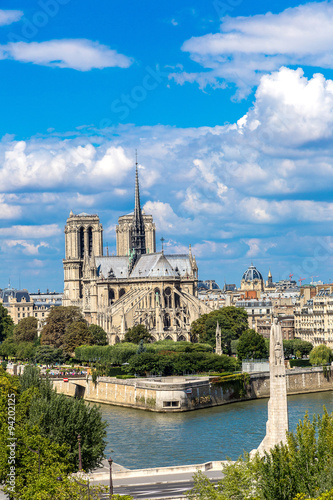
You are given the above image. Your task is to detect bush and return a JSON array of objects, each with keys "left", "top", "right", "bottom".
[{"left": 289, "top": 359, "right": 311, "bottom": 368}]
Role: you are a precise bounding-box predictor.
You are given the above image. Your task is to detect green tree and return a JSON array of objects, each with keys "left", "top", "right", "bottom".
[
  {"left": 0, "top": 303, "right": 14, "bottom": 343},
  {"left": 62, "top": 321, "right": 93, "bottom": 355},
  {"left": 187, "top": 409, "right": 333, "bottom": 500},
  {"left": 41, "top": 306, "right": 84, "bottom": 348},
  {"left": 124, "top": 324, "right": 152, "bottom": 344},
  {"left": 88, "top": 324, "right": 108, "bottom": 346},
  {"left": 283, "top": 339, "right": 313, "bottom": 358},
  {"left": 309, "top": 345, "right": 333, "bottom": 366},
  {"left": 237, "top": 329, "right": 267, "bottom": 360},
  {"left": 20, "top": 366, "right": 107, "bottom": 471},
  {"left": 0, "top": 336, "right": 17, "bottom": 358},
  {"left": 13, "top": 316, "right": 38, "bottom": 343},
  {"left": 34, "top": 345, "right": 68, "bottom": 365},
  {"left": 0, "top": 368, "right": 107, "bottom": 499},
  {"left": 191, "top": 307, "right": 249, "bottom": 354}
]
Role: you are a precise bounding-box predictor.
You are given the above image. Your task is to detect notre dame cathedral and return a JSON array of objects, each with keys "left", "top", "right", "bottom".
[{"left": 63, "top": 164, "right": 210, "bottom": 344}]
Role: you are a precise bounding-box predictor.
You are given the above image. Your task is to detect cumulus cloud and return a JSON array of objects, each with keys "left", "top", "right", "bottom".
[
  {"left": 0, "top": 224, "right": 60, "bottom": 238},
  {"left": 2, "top": 66, "right": 333, "bottom": 286},
  {"left": 1, "top": 240, "right": 49, "bottom": 255},
  {"left": 171, "top": 1, "right": 333, "bottom": 97},
  {"left": 0, "top": 9, "right": 23, "bottom": 26},
  {"left": 0, "top": 39, "right": 132, "bottom": 71}
]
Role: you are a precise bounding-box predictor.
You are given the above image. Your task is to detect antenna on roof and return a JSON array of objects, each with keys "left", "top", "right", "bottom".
[{"left": 106, "top": 242, "right": 109, "bottom": 256}]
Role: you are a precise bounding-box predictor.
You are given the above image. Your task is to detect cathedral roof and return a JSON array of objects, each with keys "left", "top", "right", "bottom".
[
  {"left": 164, "top": 255, "right": 192, "bottom": 276},
  {"left": 95, "top": 256, "right": 129, "bottom": 279},
  {"left": 95, "top": 253, "right": 193, "bottom": 280},
  {"left": 242, "top": 264, "right": 263, "bottom": 282},
  {"left": 147, "top": 253, "right": 175, "bottom": 277}
]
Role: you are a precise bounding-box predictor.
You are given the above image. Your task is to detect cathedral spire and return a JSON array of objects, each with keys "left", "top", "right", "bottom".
[{"left": 131, "top": 152, "right": 146, "bottom": 260}]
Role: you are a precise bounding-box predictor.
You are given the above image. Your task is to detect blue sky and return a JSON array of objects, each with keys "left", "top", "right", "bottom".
[{"left": 1, "top": 0, "right": 333, "bottom": 291}]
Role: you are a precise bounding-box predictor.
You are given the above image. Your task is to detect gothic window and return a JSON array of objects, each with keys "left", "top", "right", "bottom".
[
  {"left": 164, "top": 287, "right": 172, "bottom": 308},
  {"left": 109, "top": 289, "right": 115, "bottom": 305},
  {"left": 164, "top": 313, "right": 171, "bottom": 328},
  {"left": 119, "top": 288, "right": 126, "bottom": 299},
  {"left": 79, "top": 227, "right": 84, "bottom": 258},
  {"left": 88, "top": 227, "right": 93, "bottom": 256}
]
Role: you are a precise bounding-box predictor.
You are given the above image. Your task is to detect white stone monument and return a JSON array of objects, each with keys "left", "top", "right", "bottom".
[
  {"left": 216, "top": 321, "right": 222, "bottom": 355},
  {"left": 256, "top": 318, "right": 288, "bottom": 455}
]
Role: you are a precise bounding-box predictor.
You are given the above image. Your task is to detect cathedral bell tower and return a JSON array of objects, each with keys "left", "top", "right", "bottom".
[{"left": 63, "top": 212, "right": 103, "bottom": 306}]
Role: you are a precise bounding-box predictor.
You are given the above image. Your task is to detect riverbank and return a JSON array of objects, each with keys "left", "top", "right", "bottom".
[{"left": 51, "top": 366, "right": 333, "bottom": 412}]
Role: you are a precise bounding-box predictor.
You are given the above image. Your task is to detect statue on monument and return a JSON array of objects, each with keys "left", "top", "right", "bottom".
[
  {"left": 256, "top": 317, "right": 289, "bottom": 455},
  {"left": 215, "top": 321, "right": 222, "bottom": 355}
]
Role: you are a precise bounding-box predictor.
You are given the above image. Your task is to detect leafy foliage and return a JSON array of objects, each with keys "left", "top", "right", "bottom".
[
  {"left": 125, "top": 351, "right": 238, "bottom": 376},
  {"left": 237, "top": 329, "right": 267, "bottom": 360},
  {"left": 41, "top": 306, "right": 84, "bottom": 348},
  {"left": 309, "top": 344, "right": 333, "bottom": 366},
  {"left": 34, "top": 345, "right": 69, "bottom": 365},
  {"left": 124, "top": 324, "right": 152, "bottom": 344},
  {"left": 14, "top": 317, "right": 38, "bottom": 343},
  {"left": 187, "top": 408, "right": 333, "bottom": 500},
  {"left": 20, "top": 366, "right": 107, "bottom": 471},
  {"left": 191, "top": 307, "right": 249, "bottom": 353},
  {"left": 88, "top": 324, "right": 108, "bottom": 346},
  {"left": 283, "top": 339, "right": 313, "bottom": 358},
  {"left": 62, "top": 321, "right": 94, "bottom": 355},
  {"left": 0, "top": 303, "right": 14, "bottom": 343}
]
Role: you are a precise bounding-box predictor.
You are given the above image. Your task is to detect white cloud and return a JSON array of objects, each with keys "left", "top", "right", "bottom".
[
  {"left": 171, "top": 2, "right": 333, "bottom": 97},
  {"left": 2, "top": 240, "right": 49, "bottom": 255},
  {"left": 0, "top": 39, "right": 132, "bottom": 71},
  {"left": 0, "top": 10, "right": 23, "bottom": 26},
  {"left": 0, "top": 224, "right": 60, "bottom": 238}
]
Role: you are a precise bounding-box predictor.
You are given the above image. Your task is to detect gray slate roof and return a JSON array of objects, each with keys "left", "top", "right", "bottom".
[
  {"left": 95, "top": 253, "right": 192, "bottom": 279},
  {"left": 96, "top": 257, "right": 130, "bottom": 279}
]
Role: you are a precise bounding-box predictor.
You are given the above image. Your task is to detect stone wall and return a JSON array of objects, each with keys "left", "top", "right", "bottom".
[{"left": 52, "top": 367, "right": 333, "bottom": 412}]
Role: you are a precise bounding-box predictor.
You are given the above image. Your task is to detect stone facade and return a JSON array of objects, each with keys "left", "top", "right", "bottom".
[
  {"left": 294, "top": 285, "right": 333, "bottom": 348},
  {"left": 116, "top": 213, "right": 156, "bottom": 256},
  {"left": 52, "top": 366, "right": 333, "bottom": 412},
  {"left": 63, "top": 171, "right": 210, "bottom": 344},
  {"left": 257, "top": 319, "right": 288, "bottom": 454}
]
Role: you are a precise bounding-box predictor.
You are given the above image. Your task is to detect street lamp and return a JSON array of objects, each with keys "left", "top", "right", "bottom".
[
  {"left": 78, "top": 434, "right": 82, "bottom": 471},
  {"left": 108, "top": 457, "right": 113, "bottom": 498}
]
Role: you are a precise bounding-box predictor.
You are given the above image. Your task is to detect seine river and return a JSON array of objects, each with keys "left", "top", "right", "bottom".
[{"left": 99, "top": 391, "right": 333, "bottom": 469}]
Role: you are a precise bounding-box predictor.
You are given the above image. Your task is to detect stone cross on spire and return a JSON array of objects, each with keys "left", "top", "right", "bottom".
[{"left": 131, "top": 151, "right": 146, "bottom": 258}]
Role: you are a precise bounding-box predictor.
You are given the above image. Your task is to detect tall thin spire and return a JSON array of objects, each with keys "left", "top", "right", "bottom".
[{"left": 131, "top": 151, "right": 146, "bottom": 260}]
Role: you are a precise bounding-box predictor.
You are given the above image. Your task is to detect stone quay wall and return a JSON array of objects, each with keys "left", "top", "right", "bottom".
[{"left": 51, "top": 367, "right": 333, "bottom": 412}]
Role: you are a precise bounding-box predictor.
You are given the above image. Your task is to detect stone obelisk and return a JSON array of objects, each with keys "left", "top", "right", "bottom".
[
  {"left": 257, "top": 318, "right": 288, "bottom": 455},
  {"left": 216, "top": 321, "right": 222, "bottom": 355}
]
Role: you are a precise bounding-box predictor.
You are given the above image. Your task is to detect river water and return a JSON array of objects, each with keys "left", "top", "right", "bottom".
[{"left": 98, "top": 391, "right": 333, "bottom": 469}]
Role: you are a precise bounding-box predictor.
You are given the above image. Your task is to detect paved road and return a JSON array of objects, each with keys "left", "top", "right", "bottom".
[{"left": 95, "top": 470, "right": 223, "bottom": 499}]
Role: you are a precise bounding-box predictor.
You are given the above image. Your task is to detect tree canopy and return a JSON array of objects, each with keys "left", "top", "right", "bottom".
[
  {"left": 0, "top": 303, "right": 14, "bottom": 343},
  {"left": 13, "top": 316, "right": 38, "bottom": 343},
  {"left": 62, "top": 321, "right": 93, "bottom": 355},
  {"left": 191, "top": 307, "right": 249, "bottom": 354},
  {"left": 188, "top": 408, "right": 333, "bottom": 500},
  {"left": 124, "top": 324, "right": 152, "bottom": 344},
  {"left": 0, "top": 366, "right": 108, "bottom": 498},
  {"left": 237, "top": 329, "right": 267, "bottom": 360},
  {"left": 41, "top": 306, "right": 84, "bottom": 348},
  {"left": 88, "top": 324, "right": 108, "bottom": 346},
  {"left": 309, "top": 344, "right": 333, "bottom": 366}
]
